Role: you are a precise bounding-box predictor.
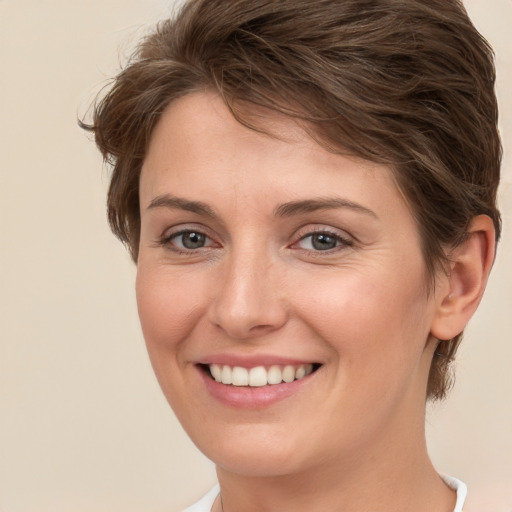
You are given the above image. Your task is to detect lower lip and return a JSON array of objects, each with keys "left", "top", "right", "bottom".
[{"left": 198, "top": 367, "right": 314, "bottom": 409}]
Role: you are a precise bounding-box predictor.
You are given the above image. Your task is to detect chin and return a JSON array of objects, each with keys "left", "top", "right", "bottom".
[
  {"left": 212, "top": 451, "right": 306, "bottom": 479},
  {"left": 189, "top": 422, "right": 314, "bottom": 478}
]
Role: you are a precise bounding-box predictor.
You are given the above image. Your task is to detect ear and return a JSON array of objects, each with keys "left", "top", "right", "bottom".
[{"left": 430, "top": 215, "right": 496, "bottom": 341}]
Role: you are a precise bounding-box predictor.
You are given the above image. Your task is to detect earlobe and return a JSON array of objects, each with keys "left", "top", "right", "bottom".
[{"left": 430, "top": 215, "right": 496, "bottom": 341}]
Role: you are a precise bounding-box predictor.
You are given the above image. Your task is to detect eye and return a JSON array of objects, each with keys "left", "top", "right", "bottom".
[
  {"left": 294, "top": 230, "right": 353, "bottom": 252},
  {"left": 177, "top": 231, "right": 207, "bottom": 249},
  {"left": 163, "top": 229, "right": 216, "bottom": 251}
]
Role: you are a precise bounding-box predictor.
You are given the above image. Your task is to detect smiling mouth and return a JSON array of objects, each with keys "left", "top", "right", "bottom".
[{"left": 202, "top": 363, "right": 321, "bottom": 387}]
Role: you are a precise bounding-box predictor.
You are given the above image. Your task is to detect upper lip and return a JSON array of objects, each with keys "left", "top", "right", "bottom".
[{"left": 196, "top": 353, "right": 320, "bottom": 368}]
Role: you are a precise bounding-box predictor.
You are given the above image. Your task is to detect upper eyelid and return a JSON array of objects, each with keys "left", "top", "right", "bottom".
[
  {"left": 161, "top": 223, "right": 216, "bottom": 239},
  {"left": 167, "top": 229, "right": 211, "bottom": 241},
  {"left": 294, "top": 232, "right": 352, "bottom": 247},
  {"left": 290, "top": 224, "right": 356, "bottom": 250},
  {"left": 298, "top": 231, "right": 350, "bottom": 243},
  {"left": 293, "top": 224, "right": 353, "bottom": 241},
  {"left": 157, "top": 226, "right": 217, "bottom": 251}
]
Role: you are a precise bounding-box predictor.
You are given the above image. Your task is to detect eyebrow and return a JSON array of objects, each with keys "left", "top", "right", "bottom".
[
  {"left": 147, "top": 194, "right": 377, "bottom": 220},
  {"left": 274, "top": 198, "right": 378, "bottom": 219},
  {"left": 147, "top": 195, "right": 216, "bottom": 217}
]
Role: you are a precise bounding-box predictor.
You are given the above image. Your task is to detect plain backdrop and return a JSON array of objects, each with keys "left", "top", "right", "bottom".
[{"left": 0, "top": 1, "right": 510, "bottom": 511}]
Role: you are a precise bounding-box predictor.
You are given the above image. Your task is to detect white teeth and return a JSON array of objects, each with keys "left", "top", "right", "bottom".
[
  {"left": 295, "top": 365, "right": 306, "bottom": 380},
  {"left": 267, "top": 365, "right": 282, "bottom": 385},
  {"left": 209, "top": 363, "right": 315, "bottom": 387},
  {"left": 282, "top": 365, "right": 295, "bottom": 383},
  {"left": 232, "top": 366, "right": 249, "bottom": 386},
  {"left": 210, "top": 364, "right": 222, "bottom": 382},
  {"left": 221, "top": 365, "right": 232, "bottom": 385},
  {"left": 248, "top": 366, "right": 267, "bottom": 387}
]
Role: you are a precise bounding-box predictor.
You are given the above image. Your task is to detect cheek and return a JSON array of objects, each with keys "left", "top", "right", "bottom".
[
  {"left": 135, "top": 265, "right": 206, "bottom": 360},
  {"left": 135, "top": 265, "right": 213, "bottom": 420},
  {"left": 292, "top": 264, "right": 432, "bottom": 367}
]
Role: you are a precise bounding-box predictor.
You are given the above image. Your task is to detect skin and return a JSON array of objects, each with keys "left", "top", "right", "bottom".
[{"left": 136, "top": 91, "right": 494, "bottom": 512}]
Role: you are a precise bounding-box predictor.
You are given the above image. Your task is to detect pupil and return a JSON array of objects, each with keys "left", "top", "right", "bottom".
[
  {"left": 312, "top": 233, "right": 337, "bottom": 251},
  {"left": 182, "top": 232, "right": 205, "bottom": 249}
]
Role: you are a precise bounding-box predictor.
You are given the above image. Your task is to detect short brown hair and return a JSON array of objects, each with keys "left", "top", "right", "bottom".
[{"left": 82, "top": 0, "right": 501, "bottom": 400}]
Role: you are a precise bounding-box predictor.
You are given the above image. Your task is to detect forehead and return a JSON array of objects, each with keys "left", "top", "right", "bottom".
[
  {"left": 143, "top": 92, "right": 336, "bottom": 173},
  {"left": 139, "top": 92, "right": 411, "bottom": 227}
]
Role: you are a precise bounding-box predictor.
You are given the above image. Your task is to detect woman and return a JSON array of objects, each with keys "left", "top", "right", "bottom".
[{"left": 83, "top": 0, "right": 501, "bottom": 510}]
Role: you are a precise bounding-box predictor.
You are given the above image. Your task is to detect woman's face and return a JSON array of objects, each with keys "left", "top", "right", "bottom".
[{"left": 136, "top": 92, "right": 443, "bottom": 477}]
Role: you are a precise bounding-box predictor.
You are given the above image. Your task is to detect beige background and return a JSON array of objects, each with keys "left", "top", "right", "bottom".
[{"left": 0, "top": 1, "right": 510, "bottom": 511}]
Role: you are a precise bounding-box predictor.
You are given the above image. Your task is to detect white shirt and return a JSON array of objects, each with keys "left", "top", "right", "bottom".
[{"left": 182, "top": 475, "right": 467, "bottom": 512}]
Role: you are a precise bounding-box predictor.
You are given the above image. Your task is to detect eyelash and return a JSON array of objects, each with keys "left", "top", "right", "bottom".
[
  {"left": 292, "top": 228, "right": 354, "bottom": 253},
  {"left": 157, "top": 227, "right": 353, "bottom": 255},
  {"left": 157, "top": 229, "right": 217, "bottom": 255}
]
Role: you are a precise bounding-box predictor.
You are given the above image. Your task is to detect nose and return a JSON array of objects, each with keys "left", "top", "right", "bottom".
[{"left": 209, "top": 248, "right": 288, "bottom": 340}]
